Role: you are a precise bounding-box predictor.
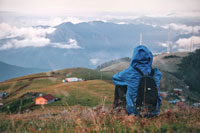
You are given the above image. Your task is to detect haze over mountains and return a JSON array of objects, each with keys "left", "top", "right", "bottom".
[
  {"left": 0, "top": 61, "right": 47, "bottom": 82},
  {"left": 0, "top": 12, "right": 200, "bottom": 80}
]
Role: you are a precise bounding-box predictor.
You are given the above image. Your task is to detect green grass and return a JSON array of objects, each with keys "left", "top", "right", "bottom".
[
  {"left": 48, "top": 80, "right": 114, "bottom": 107},
  {"left": 0, "top": 84, "right": 11, "bottom": 91},
  {"left": 13, "top": 80, "right": 29, "bottom": 89},
  {"left": 32, "top": 78, "right": 58, "bottom": 85},
  {"left": 27, "top": 78, "right": 60, "bottom": 90},
  {"left": 0, "top": 96, "right": 34, "bottom": 114},
  {"left": 54, "top": 92, "right": 99, "bottom": 107},
  {"left": 58, "top": 68, "right": 114, "bottom": 80},
  {"left": 1, "top": 67, "right": 200, "bottom": 132},
  {"left": 1, "top": 105, "right": 200, "bottom": 133},
  {"left": 10, "top": 72, "right": 47, "bottom": 81}
]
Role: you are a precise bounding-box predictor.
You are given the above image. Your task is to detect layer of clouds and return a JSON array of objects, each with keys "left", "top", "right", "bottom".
[
  {"left": 0, "top": 38, "right": 50, "bottom": 50},
  {"left": 0, "top": 22, "right": 54, "bottom": 50},
  {"left": 36, "top": 17, "right": 84, "bottom": 26},
  {"left": 162, "top": 23, "right": 200, "bottom": 34},
  {"left": 176, "top": 36, "right": 200, "bottom": 51},
  {"left": 0, "top": 23, "right": 81, "bottom": 50},
  {"left": 158, "top": 42, "right": 168, "bottom": 48},
  {"left": 0, "top": 23, "right": 55, "bottom": 39},
  {"left": 52, "top": 39, "right": 81, "bottom": 49},
  {"left": 90, "top": 58, "right": 100, "bottom": 65},
  {"left": 159, "top": 36, "right": 200, "bottom": 52}
]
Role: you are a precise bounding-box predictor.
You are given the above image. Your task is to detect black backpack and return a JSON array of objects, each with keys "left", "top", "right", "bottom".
[
  {"left": 135, "top": 67, "right": 158, "bottom": 113},
  {"left": 113, "top": 85, "right": 127, "bottom": 109}
]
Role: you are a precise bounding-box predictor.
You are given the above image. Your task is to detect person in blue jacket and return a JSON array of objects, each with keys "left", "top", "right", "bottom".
[{"left": 112, "top": 45, "right": 162, "bottom": 115}]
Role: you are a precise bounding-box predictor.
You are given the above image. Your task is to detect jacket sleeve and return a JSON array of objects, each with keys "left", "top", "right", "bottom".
[
  {"left": 112, "top": 69, "right": 129, "bottom": 86},
  {"left": 153, "top": 68, "right": 162, "bottom": 88},
  {"left": 153, "top": 68, "right": 162, "bottom": 115},
  {"left": 153, "top": 68, "right": 162, "bottom": 100},
  {"left": 125, "top": 69, "right": 141, "bottom": 115},
  {"left": 126, "top": 79, "right": 140, "bottom": 115}
]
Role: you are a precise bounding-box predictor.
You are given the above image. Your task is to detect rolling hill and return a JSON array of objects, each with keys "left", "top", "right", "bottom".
[
  {"left": 0, "top": 52, "right": 200, "bottom": 132},
  {"left": 153, "top": 52, "right": 189, "bottom": 73},
  {"left": 99, "top": 51, "right": 200, "bottom": 100},
  {"left": 0, "top": 61, "right": 48, "bottom": 82},
  {"left": 98, "top": 52, "right": 189, "bottom": 73}
]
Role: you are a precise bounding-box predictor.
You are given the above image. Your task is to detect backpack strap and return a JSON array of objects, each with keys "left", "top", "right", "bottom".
[
  {"left": 150, "top": 68, "right": 155, "bottom": 77},
  {"left": 134, "top": 66, "right": 144, "bottom": 76}
]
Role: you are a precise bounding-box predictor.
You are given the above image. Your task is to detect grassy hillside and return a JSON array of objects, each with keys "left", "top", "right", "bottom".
[
  {"left": 0, "top": 67, "right": 113, "bottom": 103},
  {"left": 0, "top": 55, "right": 200, "bottom": 132},
  {"left": 99, "top": 57, "right": 130, "bottom": 72},
  {"left": 0, "top": 103, "right": 200, "bottom": 132},
  {"left": 153, "top": 52, "right": 189, "bottom": 73},
  {"left": 101, "top": 61, "right": 129, "bottom": 73},
  {"left": 98, "top": 52, "right": 198, "bottom": 99},
  {"left": 99, "top": 52, "right": 189, "bottom": 73}
]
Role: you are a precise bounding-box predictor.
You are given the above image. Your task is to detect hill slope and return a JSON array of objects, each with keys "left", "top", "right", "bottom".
[
  {"left": 152, "top": 52, "right": 189, "bottom": 73},
  {"left": 0, "top": 61, "right": 200, "bottom": 132},
  {"left": 99, "top": 52, "right": 200, "bottom": 100},
  {"left": 99, "top": 52, "right": 189, "bottom": 73},
  {"left": 0, "top": 61, "right": 47, "bottom": 82}
]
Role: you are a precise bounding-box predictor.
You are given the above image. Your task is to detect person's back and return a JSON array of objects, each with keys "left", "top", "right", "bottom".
[{"left": 112, "top": 45, "right": 162, "bottom": 116}]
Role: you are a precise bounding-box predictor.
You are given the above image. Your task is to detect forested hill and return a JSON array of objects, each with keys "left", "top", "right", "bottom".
[{"left": 176, "top": 49, "right": 200, "bottom": 94}]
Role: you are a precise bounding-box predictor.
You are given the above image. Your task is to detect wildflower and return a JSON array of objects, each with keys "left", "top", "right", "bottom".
[{"left": 77, "top": 118, "right": 82, "bottom": 125}]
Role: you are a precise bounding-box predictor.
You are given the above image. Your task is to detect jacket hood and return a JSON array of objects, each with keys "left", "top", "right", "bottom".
[{"left": 130, "top": 45, "right": 153, "bottom": 68}]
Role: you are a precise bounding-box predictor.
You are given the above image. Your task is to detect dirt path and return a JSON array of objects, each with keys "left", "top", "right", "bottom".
[
  {"left": 17, "top": 76, "right": 55, "bottom": 81},
  {"left": 5, "top": 76, "right": 57, "bottom": 99}
]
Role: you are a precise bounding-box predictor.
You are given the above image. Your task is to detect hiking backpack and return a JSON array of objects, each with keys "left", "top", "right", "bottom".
[
  {"left": 135, "top": 67, "right": 158, "bottom": 112},
  {"left": 113, "top": 85, "right": 127, "bottom": 109}
]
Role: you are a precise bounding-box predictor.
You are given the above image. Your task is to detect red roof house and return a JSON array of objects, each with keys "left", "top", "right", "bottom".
[{"left": 35, "top": 94, "right": 55, "bottom": 105}]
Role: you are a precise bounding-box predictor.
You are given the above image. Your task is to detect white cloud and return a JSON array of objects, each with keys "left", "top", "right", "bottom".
[
  {"left": 0, "top": 23, "right": 55, "bottom": 39},
  {"left": 13, "top": 38, "right": 50, "bottom": 48},
  {"left": 36, "top": 17, "right": 84, "bottom": 26},
  {"left": 90, "top": 58, "right": 100, "bottom": 65},
  {"left": 52, "top": 39, "right": 81, "bottom": 49},
  {"left": 0, "top": 23, "right": 81, "bottom": 50},
  {"left": 0, "top": 22, "right": 82, "bottom": 50},
  {"left": 158, "top": 42, "right": 168, "bottom": 47},
  {"left": 0, "top": 42, "right": 13, "bottom": 50},
  {"left": 116, "top": 22, "right": 128, "bottom": 25},
  {"left": 0, "top": 23, "right": 13, "bottom": 39},
  {"left": 176, "top": 36, "right": 200, "bottom": 51},
  {"left": 0, "top": 38, "right": 50, "bottom": 50},
  {"left": 162, "top": 23, "right": 200, "bottom": 34},
  {"left": 0, "top": 22, "right": 56, "bottom": 50}
]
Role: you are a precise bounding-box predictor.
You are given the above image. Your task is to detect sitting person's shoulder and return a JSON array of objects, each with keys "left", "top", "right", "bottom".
[{"left": 152, "top": 68, "right": 162, "bottom": 77}]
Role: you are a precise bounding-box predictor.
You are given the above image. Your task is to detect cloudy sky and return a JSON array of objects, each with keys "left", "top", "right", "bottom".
[
  {"left": 0, "top": 0, "right": 200, "bottom": 15},
  {"left": 0, "top": 0, "right": 200, "bottom": 53}
]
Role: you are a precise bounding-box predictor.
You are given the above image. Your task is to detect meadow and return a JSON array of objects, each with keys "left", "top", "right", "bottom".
[
  {"left": 0, "top": 68, "right": 200, "bottom": 132},
  {"left": 1, "top": 99, "right": 200, "bottom": 132}
]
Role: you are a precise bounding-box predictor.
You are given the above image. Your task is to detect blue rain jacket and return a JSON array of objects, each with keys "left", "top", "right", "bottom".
[{"left": 112, "top": 45, "right": 162, "bottom": 115}]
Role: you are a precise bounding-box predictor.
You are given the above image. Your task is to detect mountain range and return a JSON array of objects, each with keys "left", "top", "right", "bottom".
[{"left": 0, "top": 21, "right": 172, "bottom": 70}]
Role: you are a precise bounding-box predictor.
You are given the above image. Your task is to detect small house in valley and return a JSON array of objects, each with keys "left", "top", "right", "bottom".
[
  {"left": 35, "top": 94, "right": 55, "bottom": 105},
  {"left": 0, "top": 91, "right": 7, "bottom": 98},
  {"left": 173, "top": 88, "right": 183, "bottom": 96},
  {"left": 160, "top": 91, "right": 168, "bottom": 98}
]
